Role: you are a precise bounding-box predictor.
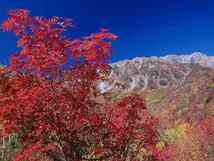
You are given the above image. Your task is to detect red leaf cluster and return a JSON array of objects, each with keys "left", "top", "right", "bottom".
[{"left": 0, "top": 9, "right": 160, "bottom": 161}]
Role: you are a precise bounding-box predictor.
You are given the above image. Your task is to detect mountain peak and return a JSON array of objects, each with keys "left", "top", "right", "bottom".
[
  {"left": 191, "top": 51, "right": 206, "bottom": 57},
  {"left": 161, "top": 52, "right": 214, "bottom": 67}
]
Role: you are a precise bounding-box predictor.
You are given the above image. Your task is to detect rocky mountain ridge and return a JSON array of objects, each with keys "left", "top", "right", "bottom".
[
  {"left": 113, "top": 52, "right": 214, "bottom": 68},
  {"left": 98, "top": 52, "right": 214, "bottom": 93},
  {"left": 160, "top": 52, "right": 214, "bottom": 68}
]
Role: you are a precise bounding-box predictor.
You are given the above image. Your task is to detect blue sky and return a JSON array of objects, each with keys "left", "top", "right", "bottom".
[{"left": 0, "top": 0, "right": 214, "bottom": 64}]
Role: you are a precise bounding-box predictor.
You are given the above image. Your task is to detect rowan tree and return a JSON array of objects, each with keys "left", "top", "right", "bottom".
[{"left": 0, "top": 9, "right": 163, "bottom": 161}]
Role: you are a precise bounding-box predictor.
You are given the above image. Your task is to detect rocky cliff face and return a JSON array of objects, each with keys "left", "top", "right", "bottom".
[{"left": 98, "top": 52, "right": 214, "bottom": 93}]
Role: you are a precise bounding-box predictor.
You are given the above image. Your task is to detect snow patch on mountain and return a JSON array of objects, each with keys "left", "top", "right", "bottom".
[{"left": 161, "top": 52, "right": 214, "bottom": 68}]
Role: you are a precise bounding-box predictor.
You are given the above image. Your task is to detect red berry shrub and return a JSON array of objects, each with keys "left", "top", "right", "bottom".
[{"left": 0, "top": 9, "right": 160, "bottom": 161}]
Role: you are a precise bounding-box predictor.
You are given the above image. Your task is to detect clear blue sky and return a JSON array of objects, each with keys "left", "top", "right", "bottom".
[{"left": 0, "top": 0, "right": 214, "bottom": 64}]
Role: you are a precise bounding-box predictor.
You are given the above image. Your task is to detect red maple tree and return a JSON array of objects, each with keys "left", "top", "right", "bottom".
[{"left": 0, "top": 9, "right": 161, "bottom": 161}]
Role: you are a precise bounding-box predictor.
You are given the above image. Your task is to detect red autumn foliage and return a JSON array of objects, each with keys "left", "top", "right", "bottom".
[
  {"left": 0, "top": 9, "right": 161, "bottom": 161},
  {"left": 199, "top": 117, "right": 214, "bottom": 144}
]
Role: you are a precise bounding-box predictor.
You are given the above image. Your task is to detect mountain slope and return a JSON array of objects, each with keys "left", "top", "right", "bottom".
[{"left": 98, "top": 52, "right": 214, "bottom": 129}]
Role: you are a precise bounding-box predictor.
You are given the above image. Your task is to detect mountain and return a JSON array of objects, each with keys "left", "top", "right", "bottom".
[
  {"left": 98, "top": 52, "right": 214, "bottom": 93},
  {"left": 97, "top": 52, "right": 214, "bottom": 128}
]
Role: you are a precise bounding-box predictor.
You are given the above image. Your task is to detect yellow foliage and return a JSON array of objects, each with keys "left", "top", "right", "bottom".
[
  {"left": 162, "top": 124, "right": 208, "bottom": 161},
  {"left": 162, "top": 123, "right": 190, "bottom": 144},
  {"left": 208, "top": 83, "right": 214, "bottom": 89},
  {"left": 156, "top": 141, "right": 165, "bottom": 150}
]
